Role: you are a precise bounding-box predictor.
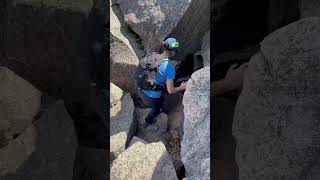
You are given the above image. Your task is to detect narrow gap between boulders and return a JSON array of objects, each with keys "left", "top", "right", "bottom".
[
  {"left": 131, "top": 52, "right": 204, "bottom": 179},
  {"left": 112, "top": 3, "right": 205, "bottom": 177},
  {"left": 132, "top": 55, "right": 203, "bottom": 179}
]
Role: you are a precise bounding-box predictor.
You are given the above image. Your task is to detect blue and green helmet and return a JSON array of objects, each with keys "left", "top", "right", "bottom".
[{"left": 165, "top": 38, "right": 180, "bottom": 52}]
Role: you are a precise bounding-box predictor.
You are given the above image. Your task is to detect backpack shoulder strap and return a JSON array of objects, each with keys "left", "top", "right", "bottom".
[{"left": 153, "top": 58, "right": 172, "bottom": 86}]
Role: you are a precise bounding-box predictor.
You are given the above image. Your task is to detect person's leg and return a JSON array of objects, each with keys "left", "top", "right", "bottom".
[
  {"left": 144, "top": 96, "right": 163, "bottom": 124},
  {"left": 137, "top": 88, "right": 163, "bottom": 126},
  {"left": 137, "top": 88, "right": 154, "bottom": 108}
]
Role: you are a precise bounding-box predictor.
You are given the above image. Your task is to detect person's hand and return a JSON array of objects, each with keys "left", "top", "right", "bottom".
[
  {"left": 179, "top": 81, "right": 188, "bottom": 90},
  {"left": 223, "top": 63, "right": 248, "bottom": 91}
]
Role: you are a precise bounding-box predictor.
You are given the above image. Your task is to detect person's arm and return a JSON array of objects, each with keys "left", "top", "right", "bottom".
[
  {"left": 163, "top": 61, "right": 187, "bottom": 94},
  {"left": 213, "top": 63, "right": 248, "bottom": 96},
  {"left": 166, "top": 80, "right": 187, "bottom": 94},
  {"left": 212, "top": 79, "right": 231, "bottom": 96}
]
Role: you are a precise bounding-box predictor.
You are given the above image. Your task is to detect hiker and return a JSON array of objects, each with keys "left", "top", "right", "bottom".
[
  {"left": 137, "top": 37, "right": 187, "bottom": 128},
  {"left": 213, "top": 63, "right": 248, "bottom": 96}
]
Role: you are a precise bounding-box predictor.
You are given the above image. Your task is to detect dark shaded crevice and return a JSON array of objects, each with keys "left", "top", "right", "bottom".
[
  {"left": 177, "top": 165, "right": 186, "bottom": 180},
  {"left": 175, "top": 54, "right": 195, "bottom": 80},
  {"left": 213, "top": 97, "right": 238, "bottom": 180},
  {"left": 124, "top": 24, "right": 145, "bottom": 51},
  {"left": 213, "top": 0, "right": 270, "bottom": 56},
  {"left": 212, "top": 0, "right": 300, "bottom": 79}
]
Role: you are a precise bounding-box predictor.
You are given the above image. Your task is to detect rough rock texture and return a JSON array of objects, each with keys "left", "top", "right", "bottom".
[
  {"left": 300, "top": 0, "right": 320, "bottom": 18},
  {"left": 181, "top": 67, "right": 210, "bottom": 180},
  {"left": 201, "top": 31, "right": 210, "bottom": 67},
  {"left": 1, "top": 1, "right": 107, "bottom": 178},
  {"left": 233, "top": 17, "right": 320, "bottom": 180},
  {"left": 0, "top": 100, "right": 77, "bottom": 179},
  {"left": 111, "top": 141, "right": 178, "bottom": 180},
  {"left": 110, "top": 1, "right": 145, "bottom": 58},
  {"left": 154, "top": 113, "right": 169, "bottom": 133},
  {"left": 161, "top": 93, "right": 184, "bottom": 173},
  {"left": 110, "top": 3, "right": 140, "bottom": 93},
  {"left": 134, "top": 106, "right": 184, "bottom": 173},
  {"left": 135, "top": 108, "right": 168, "bottom": 143},
  {"left": 0, "top": 67, "right": 41, "bottom": 147},
  {"left": 167, "top": 103, "right": 184, "bottom": 136},
  {"left": 110, "top": 83, "right": 135, "bottom": 160},
  {"left": 164, "top": 133, "right": 184, "bottom": 176},
  {"left": 162, "top": 93, "right": 185, "bottom": 138},
  {"left": 110, "top": 37, "right": 137, "bottom": 91},
  {"left": 110, "top": 83, "right": 124, "bottom": 107},
  {"left": 169, "top": 0, "right": 210, "bottom": 60},
  {"left": 117, "top": 0, "right": 192, "bottom": 53},
  {"left": 0, "top": 0, "right": 94, "bottom": 96},
  {"left": 110, "top": 83, "right": 135, "bottom": 135},
  {"left": 110, "top": 131, "right": 127, "bottom": 161},
  {"left": 128, "top": 136, "right": 147, "bottom": 148}
]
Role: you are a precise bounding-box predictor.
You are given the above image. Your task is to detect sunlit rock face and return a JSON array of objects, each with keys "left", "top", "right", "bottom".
[{"left": 181, "top": 67, "right": 210, "bottom": 179}]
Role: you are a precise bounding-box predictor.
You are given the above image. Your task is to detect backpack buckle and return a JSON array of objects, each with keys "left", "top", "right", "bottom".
[{"left": 152, "top": 85, "right": 157, "bottom": 91}]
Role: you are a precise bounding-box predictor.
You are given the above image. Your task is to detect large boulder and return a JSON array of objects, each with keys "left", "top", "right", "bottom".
[
  {"left": 117, "top": 0, "right": 192, "bottom": 54},
  {"left": 0, "top": 66, "right": 41, "bottom": 147},
  {"left": 0, "top": 0, "right": 94, "bottom": 96},
  {"left": 233, "top": 17, "right": 320, "bottom": 180},
  {"left": 300, "top": 0, "right": 320, "bottom": 18},
  {"left": 110, "top": 83, "right": 124, "bottom": 107},
  {"left": 110, "top": 2, "right": 141, "bottom": 93},
  {"left": 134, "top": 94, "right": 185, "bottom": 173},
  {"left": 110, "top": 34, "right": 138, "bottom": 93},
  {"left": 169, "top": 0, "right": 210, "bottom": 60},
  {"left": 110, "top": 1, "right": 145, "bottom": 59},
  {"left": 110, "top": 83, "right": 135, "bottom": 160},
  {"left": 128, "top": 136, "right": 147, "bottom": 148},
  {"left": 0, "top": 100, "right": 77, "bottom": 179},
  {"left": 0, "top": 1, "right": 108, "bottom": 178},
  {"left": 111, "top": 141, "right": 178, "bottom": 180},
  {"left": 181, "top": 67, "right": 210, "bottom": 180}
]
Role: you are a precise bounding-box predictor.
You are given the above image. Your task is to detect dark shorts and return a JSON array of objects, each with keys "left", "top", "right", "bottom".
[{"left": 137, "top": 88, "right": 163, "bottom": 108}]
